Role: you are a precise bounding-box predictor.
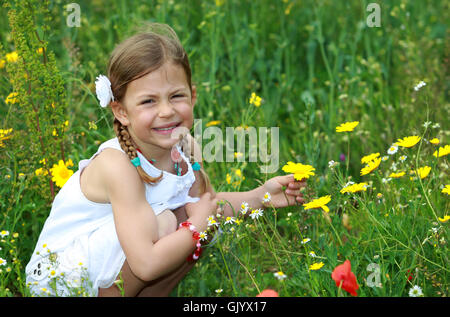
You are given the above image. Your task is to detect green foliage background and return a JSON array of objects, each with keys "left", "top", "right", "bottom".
[{"left": 0, "top": 0, "right": 448, "bottom": 297}]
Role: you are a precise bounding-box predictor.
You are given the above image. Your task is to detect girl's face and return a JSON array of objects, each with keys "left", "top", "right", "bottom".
[{"left": 113, "top": 62, "right": 196, "bottom": 152}]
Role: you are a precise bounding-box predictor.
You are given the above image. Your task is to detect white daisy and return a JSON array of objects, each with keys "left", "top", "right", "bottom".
[
  {"left": 408, "top": 285, "right": 423, "bottom": 297},
  {"left": 208, "top": 219, "right": 219, "bottom": 228},
  {"left": 40, "top": 288, "right": 51, "bottom": 295},
  {"left": 0, "top": 230, "right": 9, "bottom": 238},
  {"left": 413, "top": 81, "right": 426, "bottom": 91},
  {"left": 239, "top": 202, "right": 249, "bottom": 215},
  {"left": 262, "top": 192, "right": 271, "bottom": 204},
  {"left": 432, "top": 123, "right": 440, "bottom": 129},
  {"left": 423, "top": 121, "right": 432, "bottom": 128},
  {"left": 199, "top": 231, "right": 208, "bottom": 241},
  {"left": 249, "top": 208, "right": 263, "bottom": 220},
  {"left": 301, "top": 238, "right": 311, "bottom": 244},
  {"left": 274, "top": 271, "right": 287, "bottom": 281},
  {"left": 308, "top": 251, "right": 317, "bottom": 257},
  {"left": 224, "top": 216, "right": 235, "bottom": 225},
  {"left": 399, "top": 155, "right": 407, "bottom": 162},
  {"left": 328, "top": 160, "right": 338, "bottom": 168},
  {"left": 207, "top": 216, "right": 218, "bottom": 228},
  {"left": 387, "top": 144, "right": 398, "bottom": 155},
  {"left": 381, "top": 156, "right": 389, "bottom": 161},
  {"left": 0, "top": 257, "right": 7, "bottom": 266}
]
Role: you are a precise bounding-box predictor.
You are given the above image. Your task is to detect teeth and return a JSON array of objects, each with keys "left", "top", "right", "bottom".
[{"left": 154, "top": 125, "right": 177, "bottom": 131}]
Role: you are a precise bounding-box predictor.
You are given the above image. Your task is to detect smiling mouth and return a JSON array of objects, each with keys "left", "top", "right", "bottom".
[{"left": 152, "top": 122, "right": 181, "bottom": 134}]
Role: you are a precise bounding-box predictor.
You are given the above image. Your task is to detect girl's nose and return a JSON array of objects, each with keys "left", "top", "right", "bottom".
[{"left": 158, "top": 99, "right": 175, "bottom": 117}]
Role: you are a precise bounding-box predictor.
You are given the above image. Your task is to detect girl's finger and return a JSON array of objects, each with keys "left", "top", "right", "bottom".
[
  {"left": 277, "top": 174, "right": 296, "bottom": 187},
  {"left": 288, "top": 181, "right": 306, "bottom": 189},
  {"left": 296, "top": 196, "right": 305, "bottom": 204},
  {"left": 285, "top": 189, "right": 303, "bottom": 196}
]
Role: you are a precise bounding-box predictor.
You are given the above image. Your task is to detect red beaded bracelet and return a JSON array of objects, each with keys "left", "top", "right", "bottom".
[{"left": 178, "top": 221, "right": 203, "bottom": 262}]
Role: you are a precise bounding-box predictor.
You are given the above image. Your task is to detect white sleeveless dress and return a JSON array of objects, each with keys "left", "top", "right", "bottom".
[{"left": 25, "top": 138, "right": 199, "bottom": 296}]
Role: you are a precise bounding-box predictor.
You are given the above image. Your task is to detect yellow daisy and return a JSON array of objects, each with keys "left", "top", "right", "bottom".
[
  {"left": 389, "top": 171, "right": 406, "bottom": 178},
  {"left": 249, "top": 92, "right": 262, "bottom": 107},
  {"left": 433, "top": 145, "right": 450, "bottom": 158},
  {"left": 34, "top": 167, "right": 48, "bottom": 176},
  {"left": 438, "top": 215, "right": 450, "bottom": 223},
  {"left": 5, "top": 92, "right": 19, "bottom": 105},
  {"left": 303, "top": 195, "right": 331, "bottom": 212},
  {"left": 396, "top": 136, "right": 421, "bottom": 148},
  {"left": 361, "top": 153, "right": 380, "bottom": 164},
  {"left": 429, "top": 138, "right": 439, "bottom": 145},
  {"left": 415, "top": 166, "right": 431, "bottom": 179},
  {"left": 360, "top": 157, "right": 382, "bottom": 176},
  {"left": 282, "top": 161, "right": 315, "bottom": 181},
  {"left": 5, "top": 51, "right": 19, "bottom": 63},
  {"left": 340, "top": 182, "right": 369, "bottom": 194},
  {"left": 309, "top": 262, "right": 324, "bottom": 271},
  {"left": 336, "top": 121, "right": 359, "bottom": 132},
  {"left": 205, "top": 120, "right": 221, "bottom": 127},
  {"left": 0, "top": 128, "right": 13, "bottom": 147},
  {"left": 50, "top": 160, "right": 74, "bottom": 188},
  {"left": 441, "top": 185, "right": 449, "bottom": 195}
]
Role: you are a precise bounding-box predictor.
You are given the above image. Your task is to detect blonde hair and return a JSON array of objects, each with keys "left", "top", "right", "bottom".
[{"left": 107, "top": 23, "right": 210, "bottom": 193}]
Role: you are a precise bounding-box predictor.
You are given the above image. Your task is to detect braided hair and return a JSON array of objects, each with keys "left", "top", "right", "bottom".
[{"left": 113, "top": 118, "right": 163, "bottom": 184}]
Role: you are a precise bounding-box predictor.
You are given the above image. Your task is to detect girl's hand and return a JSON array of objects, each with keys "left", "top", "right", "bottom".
[
  {"left": 185, "top": 192, "right": 219, "bottom": 220},
  {"left": 262, "top": 174, "right": 306, "bottom": 208}
]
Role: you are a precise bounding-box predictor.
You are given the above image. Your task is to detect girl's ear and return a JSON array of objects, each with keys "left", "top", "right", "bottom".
[
  {"left": 191, "top": 85, "right": 197, "bottom": 108},
  {"left": 110, "top": 101, "right": 130, "bottom": 126}
]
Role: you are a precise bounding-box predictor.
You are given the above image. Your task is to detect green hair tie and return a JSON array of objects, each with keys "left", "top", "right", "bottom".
[{"left": 131, "top": 157, "right": 141, "bottom": 167}]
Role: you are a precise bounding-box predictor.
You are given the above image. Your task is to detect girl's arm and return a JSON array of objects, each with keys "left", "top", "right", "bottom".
[
  {"left": 186, "top": 134, "right": 305, "bottom": 218},
  {"left": 99, "top": 149, "right": 217, "bottom": 282},
  {"left": 215, "top": 175, "right": 307, "bottom": 218}
]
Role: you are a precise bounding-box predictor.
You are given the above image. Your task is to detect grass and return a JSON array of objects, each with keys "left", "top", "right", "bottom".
[{"left": 0, "top": 0, "right": 448, "bottom": 297}]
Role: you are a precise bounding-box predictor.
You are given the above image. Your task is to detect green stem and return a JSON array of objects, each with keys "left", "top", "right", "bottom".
[
  {"left": 256, "top": 217, "right": 283, "bottom": 270},
  {"left": 229, "top": 250, "right": 260, "bottom": 294},
  {"left": 414, "top": 107, "right": 439, "bottom": 223},
  {"left": 358, "top": 197, "right": 448, "bottom": 272},
  {"left": 325, "top": 211, "right": 343, "bottom": 246},
  {"left": 346, "top": 136, "right": 350, "bottom": 176},
  {"left": 217, "top": 241, "right": 238, "bottom": 296}
]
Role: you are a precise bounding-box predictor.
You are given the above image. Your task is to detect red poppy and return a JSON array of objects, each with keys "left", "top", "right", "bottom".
[
  {"left": 406, "top": 269, "right": 413, "bottom": 281},
  {"left": 331, "top": 260, "right": 359, "bottom": 296},
  {"left": 256, "top": 289, "right": 279, "bottom": 297}
]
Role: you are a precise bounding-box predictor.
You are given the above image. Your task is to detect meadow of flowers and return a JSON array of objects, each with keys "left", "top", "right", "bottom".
[{"left": 0, "top": 0, "right": 448, "bottom": 297}]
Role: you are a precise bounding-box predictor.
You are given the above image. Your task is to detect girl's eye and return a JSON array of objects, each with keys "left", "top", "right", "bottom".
[
  {"left": 172, "top": 94, "right": 185, "bottom": 98},
  {"left": 142, "top": 99, "right": 154, "bottom": 104}
]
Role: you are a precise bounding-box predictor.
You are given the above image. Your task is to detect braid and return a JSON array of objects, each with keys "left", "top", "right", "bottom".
[
  {"left": 180, "top": 134, "right": 211, "bottom": 195},
  {"left": 113, "top": 118, "right": 163, "bottom": 184}
]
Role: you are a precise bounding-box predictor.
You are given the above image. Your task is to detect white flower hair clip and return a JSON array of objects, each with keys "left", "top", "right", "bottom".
[{"left": 95, "top": 75, "right": 114, "bottom": 107}]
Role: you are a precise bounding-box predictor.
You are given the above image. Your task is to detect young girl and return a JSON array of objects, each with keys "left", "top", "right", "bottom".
[{"left": 25, "top": 23, "right": 306, "bottom": 297}]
